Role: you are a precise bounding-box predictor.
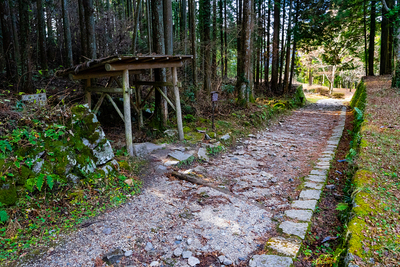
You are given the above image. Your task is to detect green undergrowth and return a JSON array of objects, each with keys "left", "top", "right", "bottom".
[
  {"left": 158, "top": 86, "right": 306, "bottom": 149},
  {"left": 344, "top": 78, "right": 400, "bottom": 266},
  {"left": 0, "top": 102, "right": 143, "bottom": 264}
]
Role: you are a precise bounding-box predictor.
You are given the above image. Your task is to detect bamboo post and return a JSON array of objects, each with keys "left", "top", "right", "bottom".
[
  {"left": 85, "top": 79, "right": 91, "bottom": 108},
  {"left": 172, "top": 67, "right": 184, "bottom": 140},
  {"left": 122, "top": 69, "right": 133, "bottom": 156}
]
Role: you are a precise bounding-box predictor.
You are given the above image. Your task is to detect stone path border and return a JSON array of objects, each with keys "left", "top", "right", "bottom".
[{"left": 249, "top": 106, "right": 347, "bottom": 267}]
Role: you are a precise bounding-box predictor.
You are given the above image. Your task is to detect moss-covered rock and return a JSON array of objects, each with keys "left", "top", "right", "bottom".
[{"left": 0, "top": 183, "right": 17, "bottom": 206}]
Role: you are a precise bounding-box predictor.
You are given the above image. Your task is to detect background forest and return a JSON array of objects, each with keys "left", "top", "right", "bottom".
[{"left": 0, "top": 0, "right": 399, "bottom": 108}]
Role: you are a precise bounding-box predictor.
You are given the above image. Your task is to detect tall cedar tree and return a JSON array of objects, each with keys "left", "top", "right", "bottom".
[{"left": 270, "top": 0, "right": 280, "bottom": 93}]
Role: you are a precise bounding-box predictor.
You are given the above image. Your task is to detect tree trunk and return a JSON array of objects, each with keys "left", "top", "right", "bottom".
[
  {"left": 181, "top": 0, "right": 187, "bottom": 53},
  {"left": 18, "top": 0, "right": 32, "bottom": 92},
  {"left": 212, "top": 0, "right": 217, "bottom": 80},
  {"left": 224, "top": 0, "right": 228, "bottom": 78},
  {"left": 283, "top": 0, "right": 292, "bottom": 94},
  {"left": 46, "top": 0, "right": 55, "bottom": 62},
  {"left": 151, "top": 0, "right": 167, "bottom": 128},
  {"left": 146, "top": 0, "right": 152, "bottom": 53},
  {"left": 236, "top": 0, "right": 253, "bottom": 105},
  {"left": 368, "top": 0, "right": 376, "bottom": 76},
  {"left": 163, "top": 0, "right": 173, "bottom": 54},
  {"left": 62, "top": 0, "right": 73, "bottom": 67},
  {"left": 132, "top": 0, "right": 143, "bottom": 54},
  {"left": 289, "top": 0, "right": 298, "bottom": 90},
  {"left": 265, "top": 0, "right": 271, "bottom": 89},
  {"left": 278, "top": 0, "right": 286, "bottom": 89},
  {"left": 363, "top": 0, "right": 368, "bottom": 76},
  {"left": 189, "top": 0, "right": 197, "bottom": 85},
  {"left": 200, "top": 0, "right": 212, "bottom": 93},
  {"left": 308, "top": 68, "right": 313, "bottom": 86},
  {"left": 0, "top": 0, "right": 16, "bottom": 80},
  {"left": 270, "top": 0, "right": 280, "bottom": 94},
  {"left": 37, "top": 0, "right": 48, "bottom": 72},
  {"left": 255, "top": 0, "right": 261, "bottom": 86},
  {"left": 219, "top": 0, "right": 224, "bottom": 78},
  {"left": 330, "top": 65, "right": 336, "bottom": 93},
  {"left": 78, "top": 0, "right": 87, "bottom": 58},
  {"left": 84, "top": 0, "right": 97, "bottom": 59}
]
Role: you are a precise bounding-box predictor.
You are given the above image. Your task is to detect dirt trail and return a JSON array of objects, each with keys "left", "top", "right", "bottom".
[{"left": 20, "top": 100, "right": 344, "bottom": 267}]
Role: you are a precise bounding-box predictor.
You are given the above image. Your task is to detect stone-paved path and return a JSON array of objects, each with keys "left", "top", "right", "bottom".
[{"left": 20, "top": 100, "right": 346, "bottom": 267}]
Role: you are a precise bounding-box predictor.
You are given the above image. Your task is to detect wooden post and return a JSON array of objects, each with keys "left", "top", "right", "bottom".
[
  {"left": 135, "top": 74, "right": 144, "bottom": 128},
  {"left": 85, "top": 79, "right": 91, "bottom": 108},
  {"left": 122, "top": 69, "right": 133, "bottom": 156},
  {"left": 172, "top": 67, "right": 184, "bottom": 140}
]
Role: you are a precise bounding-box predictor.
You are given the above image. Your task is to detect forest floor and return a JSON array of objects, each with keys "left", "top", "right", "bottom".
[{"left": 15, "top": 97, "right": 348, "bottom": 267}]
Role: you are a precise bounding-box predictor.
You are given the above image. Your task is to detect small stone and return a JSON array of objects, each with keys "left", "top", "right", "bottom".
[
  {"left": 124, "top": 179, "right": 133, "bottom": 186},
  {"left": 182, "top": 251, "right": 192, "bottom": 259},
  {"left": 174, "top": 248, "right": 183, "bottom": 257},
  {"left": 102, "top": 228, "right": 112, "bottom": 235},
  {"left": 188, "top": 256, "right": 200, "bottom": 266},
  {"left": 285, "top": 209, "right": 313, "bottom": 221},
  {"left": 248, "top": 134, "right": 256, "bottom": 138},
  {"left": 266, "top": 237, "right": 301, "bottom": 257},
  {"left": 197, "top": 148, "right": 209, "bottom": 161},
  {"left": 176, "top": 235, "right": 183, "bottom": 241},
  {"left": 218, "top": 256, "right": 226, "bottom": 263},
  {"left": 223, "top": 258, "right": 233, "bottom": 265},
  {"left": 249, "top": 255, "right": 292, "bottom": 267},
  {"left": 145, "top": 242, "right": 154, "bottom": 251},
  {"left": 164, "top": 129, "right": 178, "bottom": 137},
  {"left": 299, "top": 189, "right": 321, "bottom": 200},
  {"left": 220, "top": 134, "right": 231, "bottom": 141},
  {"left": 279, "top": 221, "right": 308, "bottom": 239},
  {"left": 124, "top": 250, "right": 133, "bottom": 257},
  {"left": 150, "top": 261, "right": 159, "bottom": 266},
  {"left": 187, "top": 238, "right": 193, "bottom": 245},
  {"left": 326, "top": 184, "right": 335, "bottom": 190}
]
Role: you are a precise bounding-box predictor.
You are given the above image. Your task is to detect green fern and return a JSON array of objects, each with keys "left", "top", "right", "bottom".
[
  {"left": 0, "top": 210, "right": 8, "bottom": 224},
  {"left": 336, "top": 203, "right": 349, "bottom": 211},
  {"left": 47, "top": 175, "right": 54, "bottom": 190},
  {"left": 36, "top": 174, "right": 45, "bottom": 191}
]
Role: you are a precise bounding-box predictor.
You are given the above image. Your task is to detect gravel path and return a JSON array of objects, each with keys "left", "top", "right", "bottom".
[{"left": 20, "top": 101, "right": 344, "bottom": 267}]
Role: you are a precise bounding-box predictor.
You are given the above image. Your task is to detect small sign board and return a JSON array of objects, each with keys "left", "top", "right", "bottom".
[
  {"left": 21, "top": 93, "right": 47, "bottom": 106},
  {"left": 211, "top": 91, "right": 218, "bottom": 102}
]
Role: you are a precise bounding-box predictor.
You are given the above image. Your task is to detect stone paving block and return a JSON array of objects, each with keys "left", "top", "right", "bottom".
[
  {"left": 279, "top": 221, "right": 308, "bottom": 239},
  {"left": 249, "top": 255, "right": 293, "bottom": 267},
  {"left": 322, "top": 151, "right": 335, "bottom": 155},
  {"left": 300, "top": 189, "right": 321, "bottom": 200},
  {"left": 304, "top": 182, "right": 323, "bottom": 190},
  {"left": 285, "top": 209, "right": 313, "bottom": 221},
  {"left": 315, "top": 165, "right": 330, "bottom": 170},
  {"left": 306, "top": 175, "right": 326, "bottom": 183},
  {"left": 291, "top": 200, "right": 317, "bottom": 211},
  {"left": 310, "top": 169, "right": 327, "bottom": 176},
  {"left": 266, "top": 237, "right": 301, "bottom": 257},
  {"left": 327, "top": 140, "right": 339, "bottom": 145}
]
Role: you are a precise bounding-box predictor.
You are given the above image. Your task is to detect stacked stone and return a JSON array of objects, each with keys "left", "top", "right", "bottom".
[{"left": 249, "top": 107, "right": 347, "bottom": 267}]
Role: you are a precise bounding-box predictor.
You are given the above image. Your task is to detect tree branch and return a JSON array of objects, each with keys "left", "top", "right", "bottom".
[{"left": 382, "top": 0, "right": 390, "bottom": 12}]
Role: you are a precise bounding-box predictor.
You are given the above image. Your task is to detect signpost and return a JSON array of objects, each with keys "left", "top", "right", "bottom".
[{"left": 211, "top": 91, "right": 218, "bottom": 130}]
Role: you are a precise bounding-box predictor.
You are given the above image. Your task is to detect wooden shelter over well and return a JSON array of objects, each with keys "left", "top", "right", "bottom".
[{"left": 57, "top": 55, "right": 193, "bottom": 156}]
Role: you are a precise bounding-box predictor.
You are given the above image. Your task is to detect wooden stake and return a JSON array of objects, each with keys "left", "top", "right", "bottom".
[
  {"left": 134, "top": 74, "right": 143, "bottom": 128},
  {"left": 172, "top": 67, "right": 184, "bottom": 140},
  {"left": 122, "top": 69, "right": 133, "bottom": 156},
  {"left": 85, "top": 79, "right": 91, "bottom": 108}
]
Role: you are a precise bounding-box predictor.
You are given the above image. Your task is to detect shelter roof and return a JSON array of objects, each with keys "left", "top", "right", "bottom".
[{"left": 56, "top": 54, "right": 193, "bottom": 79}]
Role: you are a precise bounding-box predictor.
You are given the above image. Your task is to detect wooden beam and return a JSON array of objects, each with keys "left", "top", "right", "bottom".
[
  {"left": 86, "top": 87, "right": 133, "bottom": 94},
  {"left": 156, "top": 87, "right": 176, "bottom": 111},
  {"left": 105, "top": 61, "right": 183, "bottom": 71},
  {"left": 140, "top": 86, "right": 155, "bottom": 109},
  {"left": 134, "top": 74, "right": 144, "bottom": 128},
  {"left": 70, "top": 70, "right": 142, "bottom": 80},
  {"left": 133, "top": 81, "right": 174, "bottom": 87},
  {"left": 93, "top": 93, "right": 106, "bottom": 114},
  {"left": 122, "top": 69, "right": 133, "bottom": 156},
  {"left": 172, "top": 67, "right": 184, "bottom": 140},
  {"left": 105, "top": 94, "right": 125, "bottom": 123},
  {"left": 129, "top": 98, "right": 141, "bottom": 116}
]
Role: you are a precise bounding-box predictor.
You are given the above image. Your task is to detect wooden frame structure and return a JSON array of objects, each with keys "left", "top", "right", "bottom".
[{"left": 57, "top": 55, "right": 193, "bottom": 156}]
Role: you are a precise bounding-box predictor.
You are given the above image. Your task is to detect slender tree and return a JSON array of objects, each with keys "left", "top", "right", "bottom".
[
  {"left": 283, "top": 0, "right": 292, "bottom": 93},
  {"left": 37, "top": 0, "right": 48, "bottom": 71},
  {"left": 236, "top": 0, "right": 253, "bottom": 105},
  {"left": 0, "top": 0, "right": 16, "bottom": 79},
  {"left": 265, "top": 0, "right": 271, "bottom": 89},
  {"left": 278, "top": 0, "right": 286, "bottom": 87},
  {"left": 368, "top": 0, "right": 376, "bottom": 76},
  {"left": 46, "top": 0, "right": 55, "bottom": 62},
  {"left": 199, "top": 0, "right": 212, "bottom": 93},
  {"left": 84, "top": 0, "right": 97, "bottom": 59},
  {"left": 164, "top": 0, "right": 173, "bottom": 54},
  {"left": 18, "top": 0, "right": 32, "bottom": 92},
  {"left": 212, "top": 0, "right": 217, "bottom": 80},
  {"left": 189, "top": 0, "right": 197, "bottom": 84},
  {"left": 62, "top": 0, "right": 73, "bottom": 67},
  {"left": 270, "top": 0, "right": 280, "bottom": 93}
]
